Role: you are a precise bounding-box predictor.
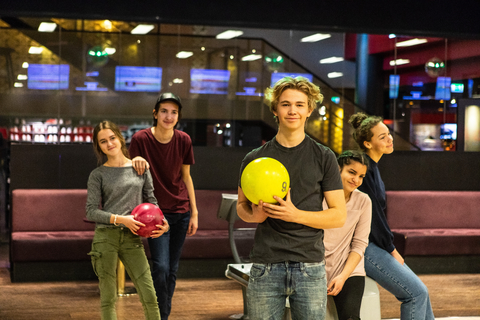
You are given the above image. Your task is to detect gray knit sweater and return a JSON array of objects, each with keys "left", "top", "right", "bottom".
[{"left": 86, "top": 165, "right": 158, "bottom": 228}]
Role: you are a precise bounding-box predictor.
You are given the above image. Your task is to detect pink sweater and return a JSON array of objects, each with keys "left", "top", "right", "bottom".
[{"left": 323, "top": 189, "right": 372, "bottom": 281}]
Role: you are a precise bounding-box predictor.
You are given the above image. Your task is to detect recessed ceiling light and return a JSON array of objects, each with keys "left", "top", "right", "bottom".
[
  {"left": 17, "top": 74, "right": 27, "bottom": 80},
  {"left": 390, "top": 59, "right": 410, "bottom": 66},
  {"left": 28, "top": 46, "right": 43, "bottom": 54},
  {"left": 216, "top": 30, "right": 243, "bottom": 39},
  {"left": 301, "top": 33, "right": 331, "bottom": 42},
  {"left": 176, "top": 51, "right": 193, "bottom": 59},
  {"left": 327, "top": 72, "right": 343, "bottom": 79},
  {"left": 173, "top": 78, "right": 183, "bottom": 84},
  {"left": 38, "top": 22, "right": 57, "bottom": 32},
  {"left": 242, "top": 54, "right": 262, "bottom": 61},
  {"left": 396, "top": 38, "right": 428, "bottom": 47},
  {"left": 14, "top": 82, "right": 24, "bottom": 88},
  {"left": 320, "top": 56, "right": 344, "bottom": 64},
  {"left": 22, "top": 62, "right": 29, "bottom": 68},
  {"left": 130, "top": 24, "right": 154, "bottom": 34}
]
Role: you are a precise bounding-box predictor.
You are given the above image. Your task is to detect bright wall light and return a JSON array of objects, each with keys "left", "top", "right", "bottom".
[
  {"left": 17, "top": 74, "right": 27, "bottom": 80},
  {"left": 38, "top": 22, "right": 57, "bottom": 32},
  {"left": 301, "top": 33, "right": 331, "bottom": 42},
  {"left": 327, "top": 72, "right": 343, "bottom": 79},
  {"left": 396, "top": 38, "right": 428, "bottom": 47},
  {"left": 105, "top": 47, "right": 116, "bottom": 55},
  {"left": 216, "top": 30, "right": 243, "bottom": 39},
  {"left": 389, "top": 59, "right": 410, "bottom": 66},
  {"left": 131, "top": 24, "right": 154, "bottom": 34},
  {"left": 14, "top": 82, "right": 24, "bottom": 88},
  {"left": 241, "top": 54, "right": 262, "bottom": 61},
  {"left": 28, "top": 46, "right": 43, "bottom": 54},
  {"left": 176, "top": 51, "right": 193, "bottom": 59},
  {"left": 320, "top": 56, "right": 344, "bottom": 64}
]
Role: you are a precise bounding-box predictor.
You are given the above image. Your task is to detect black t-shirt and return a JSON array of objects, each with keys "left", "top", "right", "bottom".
[{"left": 239, "top": 135, "right": 343, "bottom": 263}]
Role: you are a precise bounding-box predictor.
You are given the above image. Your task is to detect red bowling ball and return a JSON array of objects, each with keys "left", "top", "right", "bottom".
[{"left": 131, "top": 203, "right": 164, "bottom": 238}]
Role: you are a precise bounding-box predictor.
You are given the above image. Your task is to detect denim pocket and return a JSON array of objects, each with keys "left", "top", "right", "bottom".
[
  {"left": 249, "top": 263, "right": 269, "bottom": 280},
  {"left": 301, "top": 262, "right": 325, "bottom": 280}
]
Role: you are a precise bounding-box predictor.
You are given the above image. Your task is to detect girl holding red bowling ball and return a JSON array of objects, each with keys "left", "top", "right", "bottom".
[{"left": 86, "top": 120, "right": 169, "bottom": 320}]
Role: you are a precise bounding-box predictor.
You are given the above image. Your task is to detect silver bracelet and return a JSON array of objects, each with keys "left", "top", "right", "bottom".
[{"left": 114, "top": 215, "right": 119, "bottom": 226}]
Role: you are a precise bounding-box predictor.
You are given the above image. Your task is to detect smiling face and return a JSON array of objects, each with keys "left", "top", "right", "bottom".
[
  {"left": 273, "top": 89, "right": 313, "bottom": 131},
  {"left": 364, "top": 122, "right": 394, "bottom": 157},
  {"left": 97, "top": 129, "right": 122, "bottom": 158},
  {"left": 340, "top": 160, "right": 368, "bottom": 196},
  {"left": 153, "top": 101, "right": 179, "bottom": 131}
]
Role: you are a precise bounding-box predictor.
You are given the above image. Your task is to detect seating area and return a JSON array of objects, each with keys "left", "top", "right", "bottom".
[
  {"left": 9, "top": 188, "right": 253, "bottom": 282},
  {"left": 386, "top": 191, "right": 480, "bottom": 256}
]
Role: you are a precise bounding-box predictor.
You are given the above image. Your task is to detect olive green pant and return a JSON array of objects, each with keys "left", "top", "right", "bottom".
[{"left": 89, "top": 227, "right": 160, "bottom": 320}]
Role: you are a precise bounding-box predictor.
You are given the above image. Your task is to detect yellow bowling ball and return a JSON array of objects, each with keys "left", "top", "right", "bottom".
[{"left": 241, "top": 157, "right": 290, "bottom": 205}]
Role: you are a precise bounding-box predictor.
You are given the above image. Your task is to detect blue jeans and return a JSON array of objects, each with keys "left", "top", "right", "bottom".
[
  {"left": 148, "top": 212, "right": 190, "bottom": 320},
  {"left": 89, "top": 227, "right": 160, "bottom": 320},
  {"left": 364, "top": 242, "right": 435, "bottom": 320},
  {"left": 247, "top": 261, "right": 327, "bottom": 320}
]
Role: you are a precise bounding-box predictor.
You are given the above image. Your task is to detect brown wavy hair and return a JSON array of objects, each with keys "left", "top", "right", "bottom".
[
  {"left": 92, "top": 120, "right": 129, "bottom": 164},
  {"left": 349, "top": 112, "right": 383, "bottom": 152}
]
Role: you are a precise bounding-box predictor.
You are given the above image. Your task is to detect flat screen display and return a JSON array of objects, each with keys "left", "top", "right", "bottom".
[
  {"left": 270, "top": 72, "right": 313, "bottom": 87},
  {"left": 27, "top": 64, "right": 70, "bottom": 90},
  {"left": 389, "top": 75, "right": 400, "bottom": 99},
  {"left": 435, "top": 76, "right": 451, "bottom": 100},
  {"left": 115, "top": 66, "right": 162, "bottom": 92},
  {"left": 440, "top": 123, "right": 457, "bottom": 140},
  {"left": 190, "top": 69, "right": 230, "bottom": 94}
]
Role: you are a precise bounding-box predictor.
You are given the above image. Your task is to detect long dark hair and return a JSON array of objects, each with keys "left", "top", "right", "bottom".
[{"left": 337, "top": 150, "right": 369, "bottom": 171}]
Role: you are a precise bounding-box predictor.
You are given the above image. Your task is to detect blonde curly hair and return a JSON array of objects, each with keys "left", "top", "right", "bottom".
[{"left": 264, "top": 76, "right": 323, "bottom": 121}]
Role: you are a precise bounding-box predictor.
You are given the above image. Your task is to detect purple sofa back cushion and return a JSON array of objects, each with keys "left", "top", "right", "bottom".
[
  {"left": 386, "top": 191, "right": 480, "bottom": 229},
  {"left": 194, "top": 190, "right": 252, "bottom": 230},
  {"left": 12, "top": 189, "right": 93, "bottom": 232}
]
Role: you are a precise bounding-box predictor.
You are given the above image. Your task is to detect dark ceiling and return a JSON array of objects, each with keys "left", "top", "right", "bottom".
[{"left": 3, "top": 0, "right": 480, "bottom": 38}]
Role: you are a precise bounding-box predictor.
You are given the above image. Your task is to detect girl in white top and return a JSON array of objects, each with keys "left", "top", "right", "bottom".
[{"left": 323, "top": 150, "right": 372, "bottom": 320}]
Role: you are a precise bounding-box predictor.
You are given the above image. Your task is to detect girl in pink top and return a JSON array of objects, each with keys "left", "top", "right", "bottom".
[{"left": 323, "top": 150, "right": 372, "bottom": 320}]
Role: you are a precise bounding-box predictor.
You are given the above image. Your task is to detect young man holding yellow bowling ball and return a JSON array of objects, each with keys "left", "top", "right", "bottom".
[{"left": 237, "top": 76, "right": 347, "bottom": 320}]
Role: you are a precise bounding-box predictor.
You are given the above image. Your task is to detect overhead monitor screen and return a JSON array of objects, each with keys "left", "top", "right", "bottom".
[
  {"left": 190, "top": 69, "right": 230, "bottom": 94},
  {"left": 435, "top": 76, "right": 451, "bottom": 100},
  {"left": 389, "top": 75, "right": 400, "bottom": 99},
  {"left": 27, "top": 64, "right": 70, "bottom": 90},
  {"left": 270, "top": 72, "right": 313, "bottom": 87},
  {"left": 115, "top": 66, "right": 162, "bottom": 92}
]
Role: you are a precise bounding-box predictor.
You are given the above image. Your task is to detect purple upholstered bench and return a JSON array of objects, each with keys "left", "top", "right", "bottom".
[
  {"left": 386, "top": 191, "right": 480, "bottom": 256},
  {"left": 10, "top": 189, "right": 254, "bottom": 281}
]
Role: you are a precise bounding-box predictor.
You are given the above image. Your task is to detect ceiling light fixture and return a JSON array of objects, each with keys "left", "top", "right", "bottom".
[
  {"left": 22, "top": 62, "right": 29, "bottom": 68},
  {"left": 38, "top": 22, "right": 57, "bottom": 32},
  {"left": 390, "top": 59, "right": 410, "bottom": 66},
  {"left": 176, "top": 51, "right": 193, "bottom": 59},
  {"left": 242, "top": 54, "right": 262, "bottom": 61},
  {"left": 130, "top": 24, "right": 155, "bottom": 34},
  {"left": 216, "top": 30, "right": 243, "bottom": 39},
  {"left": 28, "top": 46, "right": 43, "bottom": 54},
  {"left": 396, "top": 38, "right": 428, "bottom": 47},
  {"left": 319, "top": 56, "right": 344, "bottom": 64},
  {"left": 14, "top": 82, "right": 24, "bottom": 88},
  {"left": 17, "top": 74, "right": 27, "bottom": 80},
  {"left": 327, "top": 72, "right": 343, "bottom": 79},
  {"left": 173, "top": 78, "right": 184, "bottom": 84},
  {"left": 301, "top": 33, "right": 331, "bottom": 42}
]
